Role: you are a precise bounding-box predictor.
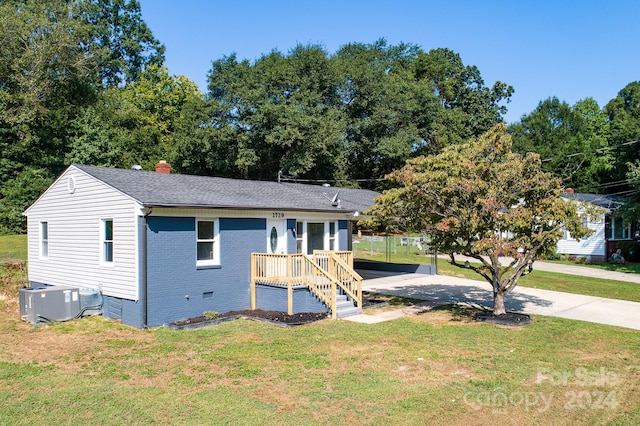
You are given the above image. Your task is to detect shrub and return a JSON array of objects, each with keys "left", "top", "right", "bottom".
[{"left": 204, "top": 311, "right": 219, "bottom": 320}]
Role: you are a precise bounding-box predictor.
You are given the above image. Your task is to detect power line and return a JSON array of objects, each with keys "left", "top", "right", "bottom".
[{"left": 540, "top": 139, "right": 640, "bottom": 163}]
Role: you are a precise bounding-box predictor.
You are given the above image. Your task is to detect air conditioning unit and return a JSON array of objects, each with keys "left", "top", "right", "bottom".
[{"left": 20, "top": 286, "right": 81, "bottom": 325}]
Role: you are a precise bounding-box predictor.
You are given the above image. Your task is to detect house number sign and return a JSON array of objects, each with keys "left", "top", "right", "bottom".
[{"left": 271, "top": 212, "right": 284, "bottom": 218}]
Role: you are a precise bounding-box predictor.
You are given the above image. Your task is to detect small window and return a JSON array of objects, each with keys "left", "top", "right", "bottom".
[
  {"left": 40, "top": 222, "right": 48, "bottom": 259},
  {"left": 329, "top": 222, "right": 336, "bottom": 250},
  {"left": 609, "top": 217, "right": 631, "bottom": 240},
  {"left": 296, "top": 222, "right": 304, "bottom": 253},
  {"left": 102, "top": 219, "right": 113, "bottom": 263},
  {"left": 197, "top": 219, "right": 219, "bottom": 266}
]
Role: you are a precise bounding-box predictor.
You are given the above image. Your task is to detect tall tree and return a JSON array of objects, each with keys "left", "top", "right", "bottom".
[
  {"left": 365, "top": 124, "right": 598, "bottom": 315},
  {"left": 414, "top": 48, "right": 514, "bottom": 152},
  {"left": 191, "top": 45, "right": 347, "bottom": 181},
  {"left": 78, "top": 0, "right": 165, "bottom": 86},
  {"left": 0, "top": 0, "right": 165, "bottom": 234},
  {"left": 334, "top": 39, "right": 431, "bottom": 186},
  {"left": 606, "top": 81, "right": 640, "bottom": 186},
  {"left": 0, "top": 0, "right": 95, "bottom": 182},
  {"left": 510, "top": 97, "right": 612, "bottom": 192}
]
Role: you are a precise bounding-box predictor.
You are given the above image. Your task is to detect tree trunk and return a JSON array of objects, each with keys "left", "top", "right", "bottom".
[{"left": 493, "top": 290, "right": 506, "bottom": 316}]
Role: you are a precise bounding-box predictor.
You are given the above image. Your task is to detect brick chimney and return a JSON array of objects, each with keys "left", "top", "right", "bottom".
[{"left": 155, "top": 160, "right": 171, "bottom": 174}]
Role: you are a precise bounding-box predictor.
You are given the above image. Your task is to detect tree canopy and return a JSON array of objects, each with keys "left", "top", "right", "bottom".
[
  {"left": 171, "top": 40, "right": 513, "bottom": 187},
  {"left": 509, "top": 97, "right": 612, "bottom": 192},
  {"left": 365, "top": 124, "right": 599, "bottom": 314},
  {"left": 1, "top": 0, "right": 638, "bottom": 238}
]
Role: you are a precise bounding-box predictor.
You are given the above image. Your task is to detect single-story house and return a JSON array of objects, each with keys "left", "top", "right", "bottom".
[
  {"left": 558, "top": 192, "right": 638, "bottom": 262},
  {"left": 23, "top": 162, "right": 379, "bottom": 327}
]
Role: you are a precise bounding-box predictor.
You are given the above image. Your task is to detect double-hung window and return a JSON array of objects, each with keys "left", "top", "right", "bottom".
[
  {"left": 329, "top": 222, "right": 337, "bottom": 250},
  {"left": 197, "top": 219, "right": 219, "bottom": 266},
  {"left": 40, "top": 221, "right": 49, "bottom": 259},
  {"left": 608, "top": 217, "right": 630, "bottom": 240},
  {"left": 102, "top": 219, "right": 114, "bottom": 263}
]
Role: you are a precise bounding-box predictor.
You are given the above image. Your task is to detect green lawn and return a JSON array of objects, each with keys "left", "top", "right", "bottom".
[
  {"left": 357, "top": 251, "right": 640, "bottom": 303},
  {"left": 0, "top": 234, "right": 27, "bottom": 263},
  {"left": 544, "top": 259, "right": 640, "bottom": 274},
  {"left": 0, "top": 305, "right": 638, "bottom": 424},
  {"left": 1, "top": 236, "right": 639, "bottom": 424}
]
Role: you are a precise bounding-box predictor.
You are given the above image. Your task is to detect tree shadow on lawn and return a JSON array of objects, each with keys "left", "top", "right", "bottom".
[{"left": 365, "top": 283, "right": 553, "bottom": 314}]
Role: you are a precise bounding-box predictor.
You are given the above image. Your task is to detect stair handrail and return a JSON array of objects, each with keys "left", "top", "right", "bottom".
[
  {"left": 294, "top": 254, "right": 340, "bottom": 319},
  {"left": 313, "top": 251, "right": 362, "bottom": 308}
]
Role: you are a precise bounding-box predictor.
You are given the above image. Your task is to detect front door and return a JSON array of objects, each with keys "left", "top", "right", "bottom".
[{"left": 266, "top": 219, "right": 286, "bottom": 254}]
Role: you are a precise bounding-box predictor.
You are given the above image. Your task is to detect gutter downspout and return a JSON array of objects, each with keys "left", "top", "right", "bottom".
[{"left": 141, "top": 207, "right": 152, "bottom": 328}]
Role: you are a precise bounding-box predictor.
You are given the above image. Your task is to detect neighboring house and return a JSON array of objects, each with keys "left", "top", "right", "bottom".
[
  {"left": 558, "top": 193, "right": 637, "bottom": 262},
  {"left": 23, "top": 162, "right": 378, "bottom": 328}
]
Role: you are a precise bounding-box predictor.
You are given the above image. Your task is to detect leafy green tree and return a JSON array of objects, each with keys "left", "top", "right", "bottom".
[
  {"left": 365, "top": 124, "right": 598, "bottom": 315},
  {"left": 510, "top": 97, "right": 612, "bottom": 192},
  {"left": 414, "top": 48, "right": 514, "bottom": 152},
  {"left": 0, "top": 0, "right": 96, "bottom": 183},
  {"left": 606, "top": 81, "right": 640, "bottom": 185},
  {"left": 0, "top": 168, "right": 53, "bottom": 235},
  {"left": 196, "top": 45, "right": 347, "bottom": 181},
  {"left": 334, "top": 40, "right": 430, "bottom": 186},
  {"left": 78, "top": 0, "right": 165, "bottom": 86}
]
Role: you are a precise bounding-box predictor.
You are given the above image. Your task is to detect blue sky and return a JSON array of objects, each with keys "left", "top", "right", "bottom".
[{"left": 138, "top": 0, "right": 639, "bottom": 123}]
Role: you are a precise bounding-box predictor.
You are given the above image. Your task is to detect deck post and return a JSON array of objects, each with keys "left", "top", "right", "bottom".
[
  {"left": 287, "top": 255, "right": 293, "bottom": 315},
  {"left": 250, "top": 253, "right": 256, "bottom": 310}
]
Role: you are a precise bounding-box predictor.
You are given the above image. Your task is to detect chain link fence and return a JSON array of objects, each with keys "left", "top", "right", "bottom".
[{"left": 352, "top": 233, "right": 437, "bottom": 266}]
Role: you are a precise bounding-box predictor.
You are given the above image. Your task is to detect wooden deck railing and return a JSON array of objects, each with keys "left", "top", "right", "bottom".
[
  {"left": 250, "top": 251, "right": 362, "bottom": 319},
  {"left": 312, "top": 251, "right": 362, "bottom": 309}
]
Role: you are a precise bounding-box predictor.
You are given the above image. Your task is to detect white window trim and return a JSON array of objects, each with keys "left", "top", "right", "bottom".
[
  {"left": 40, "top": 221, "right": 49, "bottom": 259},
  {"left": 609, "top": 217, "right": 631, "bottom": 241},
  {"left": 296, "top": 221, "right": 305, "bottom": 254},
  {"left": 100, "top": 218, "right": 114, "bottom": 265},
  {"left": 196, "top": 218, "right": 220, "bottom": 267},
  {"left": 298, "top": 220, "right": 341, "bottom": 254}
]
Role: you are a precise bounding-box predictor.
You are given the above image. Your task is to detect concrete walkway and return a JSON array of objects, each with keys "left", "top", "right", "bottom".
[{"left": 345, "top": 271, "right": 640, "bottom": 330}]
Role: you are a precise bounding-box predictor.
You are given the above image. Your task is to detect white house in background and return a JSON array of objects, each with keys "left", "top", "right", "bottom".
[{"left": 557, "top": 193, "right": 633, "bottom": 262}]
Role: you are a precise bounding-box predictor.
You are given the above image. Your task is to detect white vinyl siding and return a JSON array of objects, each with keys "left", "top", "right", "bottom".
[
  {"left": 25, "top": 167, "right": 139, "bottom": 300},
  {"left": 557, "top": 214, "right": 605, "bottom": 257}
]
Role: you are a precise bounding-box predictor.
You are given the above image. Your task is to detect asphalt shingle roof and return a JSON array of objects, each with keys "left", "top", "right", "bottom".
[
  {"left": 563, "top": 193, "right": 626, "bottom": 210},
  {"left": 74, "top": 164, "right": 379, "bottom": 213}
]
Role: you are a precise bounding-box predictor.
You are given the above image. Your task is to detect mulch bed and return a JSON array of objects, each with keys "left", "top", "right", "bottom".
[
  {"left": 473, "top": 311, "right": 531, "bottom": 326},
  {"left": 169, "top": 309, "right": 329, "bottom": 329},
  {"left": 169, "top": 292, "right": 391, "bottom": 329}
]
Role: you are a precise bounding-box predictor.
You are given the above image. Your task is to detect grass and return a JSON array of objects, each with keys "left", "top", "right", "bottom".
[
  {"left": 357, "top": 251, "right": 640, "bottom": 303},
  {"left": 1, "top": 236, "right": 639, "bottom": 423},
  {"left": 544, "top": 258, "right": 640, "bottom": 274},
  {"left": 0, "top": 234, "right": 27, "bottom": 263},
  {"left": 0, "top": 289, "right": 638, "bottom": 424}
]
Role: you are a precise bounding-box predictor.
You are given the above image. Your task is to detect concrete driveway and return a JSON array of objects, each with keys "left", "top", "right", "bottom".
[{"left": 359, "top": 272, "right": 640, "bottom": 330}]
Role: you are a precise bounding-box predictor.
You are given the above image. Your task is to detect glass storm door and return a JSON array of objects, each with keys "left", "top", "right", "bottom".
[{"left": 307, "top": 222, "right": 325, "bottom": 254}]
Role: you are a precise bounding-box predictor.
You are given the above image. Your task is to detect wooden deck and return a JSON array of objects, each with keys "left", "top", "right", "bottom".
[{"left": 250, "top": 251, "right": 362, "bottom": 319}]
